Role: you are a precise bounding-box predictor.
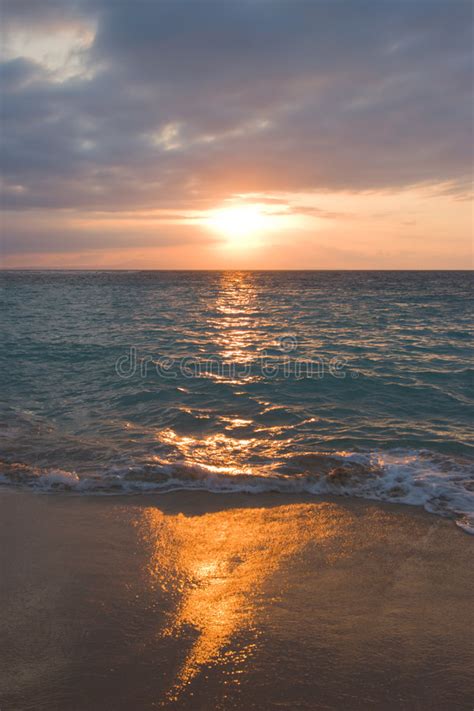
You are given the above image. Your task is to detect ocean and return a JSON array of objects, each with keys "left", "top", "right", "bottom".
[{"left": 1, "top": 270, "right": 473, "bottom": 532}]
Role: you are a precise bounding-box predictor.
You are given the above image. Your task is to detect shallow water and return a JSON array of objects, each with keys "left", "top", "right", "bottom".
[{"left": 1, "top": 270, "right": 473, "bottom": 531}]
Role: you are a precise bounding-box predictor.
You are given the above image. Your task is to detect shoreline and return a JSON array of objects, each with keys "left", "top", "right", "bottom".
[
  {"left": 0, "top": 481, "right": 472, "bottom": 535},
  {"left": 1, "top": 489, "right": 473, "bottom": 709}
]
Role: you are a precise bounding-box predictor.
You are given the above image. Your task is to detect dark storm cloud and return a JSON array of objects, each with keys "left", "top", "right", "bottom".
[{"left": 1, "top": 0, "right": 472, "bottom": 216}]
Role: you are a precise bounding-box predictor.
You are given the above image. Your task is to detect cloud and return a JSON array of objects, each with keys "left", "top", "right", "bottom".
[
  {"left": 0, "top": 210, "right": 218, "bottom": 256},
  {"left": 0, "top": 0, "right": 472, "bottom": 216}
]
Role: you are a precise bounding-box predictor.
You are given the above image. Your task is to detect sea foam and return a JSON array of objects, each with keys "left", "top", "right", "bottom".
[{"left": 1, "top": 449, "right": 472, "bottom": 533}]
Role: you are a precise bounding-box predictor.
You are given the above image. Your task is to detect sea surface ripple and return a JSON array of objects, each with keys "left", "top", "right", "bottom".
[{"left": 1, "top": 270, "right": 473, "bottom": 532}]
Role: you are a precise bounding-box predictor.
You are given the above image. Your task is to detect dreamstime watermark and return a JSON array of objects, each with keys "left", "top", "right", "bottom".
[{"left": 114, "top": 336, "right": 360, "bottom": 381}]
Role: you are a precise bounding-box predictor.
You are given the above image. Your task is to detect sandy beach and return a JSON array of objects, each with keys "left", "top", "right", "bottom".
[{"left": 0, "top": 490, "right": 472, "bottom": 710}]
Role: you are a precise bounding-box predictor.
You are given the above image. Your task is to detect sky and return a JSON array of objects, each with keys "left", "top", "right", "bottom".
[{"left": 1, "top": 0, "right": 472, "bottom": 269}]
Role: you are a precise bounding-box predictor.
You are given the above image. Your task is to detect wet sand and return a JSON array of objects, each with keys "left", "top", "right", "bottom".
[{"left": 0, "top": 490, "right": 473, "bottom": 710}]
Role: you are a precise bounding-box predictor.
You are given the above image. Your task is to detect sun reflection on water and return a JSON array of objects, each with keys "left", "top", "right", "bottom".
[
  {"left": 209, "top": 272, "right": 261, "bottom": 364},
  {"left": 157, "top": 427, "right": 258, "bottom": 475},
  {"left": 135, "top": 501, "right": 351, "bottom": 699}
]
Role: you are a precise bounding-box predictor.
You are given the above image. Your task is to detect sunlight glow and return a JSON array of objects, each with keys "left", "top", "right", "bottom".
[{"left": 206, "top": 204, "right": 270, "bottom": 246}]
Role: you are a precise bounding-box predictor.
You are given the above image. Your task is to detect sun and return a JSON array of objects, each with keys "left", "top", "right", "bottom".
[{"left": 206, "top": 204, "right": 268, "bottom": 246}]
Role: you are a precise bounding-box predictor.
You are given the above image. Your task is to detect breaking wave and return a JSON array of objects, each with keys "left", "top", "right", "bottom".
[{"left": 1, "top": 449, "right": 473, "bottom": 534}]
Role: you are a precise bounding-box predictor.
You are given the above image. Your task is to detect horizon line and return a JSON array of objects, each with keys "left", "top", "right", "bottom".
[{"left": 1, "top": 268, "right": 473, "bottom": 273}]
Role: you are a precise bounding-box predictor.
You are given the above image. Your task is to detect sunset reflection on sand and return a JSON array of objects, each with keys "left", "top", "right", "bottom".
[{"left": 135, "top": 501, "right": 351, "bottom": 699}]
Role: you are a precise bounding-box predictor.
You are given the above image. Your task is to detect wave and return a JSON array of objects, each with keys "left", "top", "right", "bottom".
[{"left": 1, "top": 449, "right": 473, "bottom": 534}]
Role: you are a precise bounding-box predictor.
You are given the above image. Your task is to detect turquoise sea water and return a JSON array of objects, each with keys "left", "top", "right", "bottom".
[{"left": 1, "top": 270, "right": 473, "bottom": 531}]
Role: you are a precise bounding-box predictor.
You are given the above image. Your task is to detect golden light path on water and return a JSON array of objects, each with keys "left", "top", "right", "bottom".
[
  {"left": 153, "top": 271, "right": 299, "bottom": 476},
  {"left": 134, "top": 502, "right": 353, "bottom": 700},
  {"left": 212, "top": 271, "right": 260, "bottom": 366}
]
